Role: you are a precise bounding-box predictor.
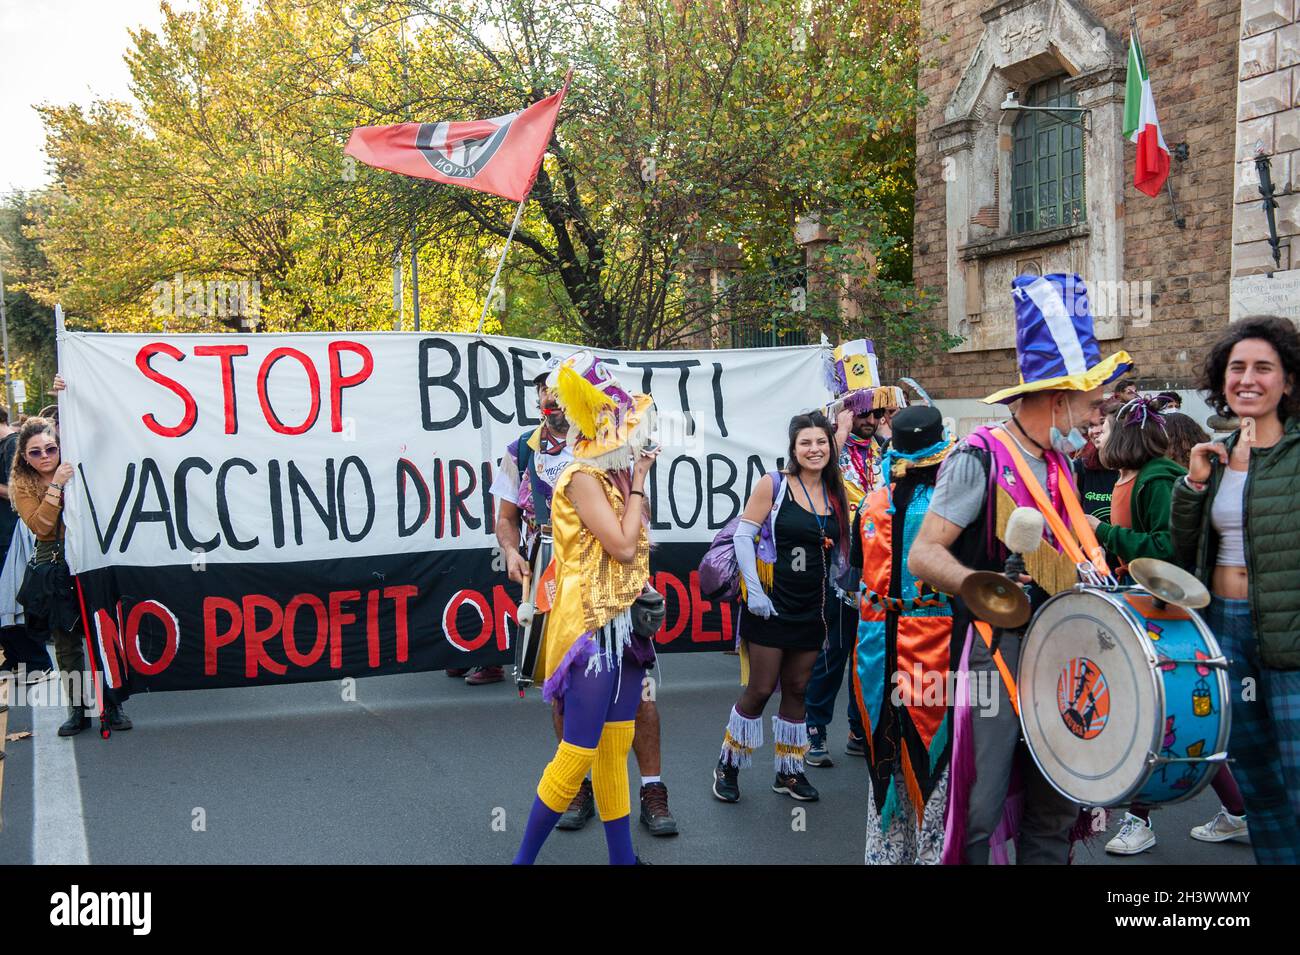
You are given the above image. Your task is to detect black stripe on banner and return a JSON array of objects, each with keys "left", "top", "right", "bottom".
[{"left": 74, "top": 542, "right": 733, "bottom": 693}]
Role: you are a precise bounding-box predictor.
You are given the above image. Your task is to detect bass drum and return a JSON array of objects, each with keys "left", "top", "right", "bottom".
[{"left": 1017, "top": 587, "right": 1230, "bottom": 808}]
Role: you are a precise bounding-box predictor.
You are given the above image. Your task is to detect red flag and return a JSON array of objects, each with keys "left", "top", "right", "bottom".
[{"left": 344, "top": 75, "right": 570, "bottom": 202}]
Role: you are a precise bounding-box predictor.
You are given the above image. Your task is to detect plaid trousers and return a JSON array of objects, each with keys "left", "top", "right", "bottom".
[{"left": 1208, "top": 598, "right": 1300, "bottom": 865}]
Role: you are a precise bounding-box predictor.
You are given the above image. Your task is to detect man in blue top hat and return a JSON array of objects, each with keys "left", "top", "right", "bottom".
[{"left": 909, "top": 274, "right": 1132, "bottom": 864}]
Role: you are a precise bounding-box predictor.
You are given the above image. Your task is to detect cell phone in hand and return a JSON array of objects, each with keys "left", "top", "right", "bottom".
[{"left": 639, "top": 441, "right": 661, "bottom": 456}]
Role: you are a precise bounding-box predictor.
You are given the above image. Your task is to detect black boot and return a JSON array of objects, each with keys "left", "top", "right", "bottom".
[
  {"left": 107, "top": 703, "right": 133, "bottom": 731},
  {"left": 58, "top": 706, "right": 90, "bottom": 737}
]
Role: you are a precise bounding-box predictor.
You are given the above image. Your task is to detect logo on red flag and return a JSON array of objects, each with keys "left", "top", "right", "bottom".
[
  {"left": 344, "top": 73, "right": 571, "bottom": 203},
  {"left": 414, "top": 113, "right": 518, "bottom": 180}
]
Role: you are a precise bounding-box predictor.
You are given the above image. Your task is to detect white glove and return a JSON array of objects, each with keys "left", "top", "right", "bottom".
[{"left": 734, "top": 519, "right": 777, "bottom": 619}]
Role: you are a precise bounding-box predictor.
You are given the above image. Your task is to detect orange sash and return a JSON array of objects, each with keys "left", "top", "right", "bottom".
[{"left": 987, "top": 428, "right": 1112, "bottom": 579}]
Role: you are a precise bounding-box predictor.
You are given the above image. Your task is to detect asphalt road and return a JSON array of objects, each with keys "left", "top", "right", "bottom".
[{"left": 0, "top": 652, "right": 1255, "bottom": 865}]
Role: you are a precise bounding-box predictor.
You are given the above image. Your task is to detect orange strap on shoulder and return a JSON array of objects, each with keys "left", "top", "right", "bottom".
[
  {"left": 987, "top": 429, "right": 1111, "bottom": 578},
  {"left": 972, "top": 619, "right": 1019, "bottom": 717}
]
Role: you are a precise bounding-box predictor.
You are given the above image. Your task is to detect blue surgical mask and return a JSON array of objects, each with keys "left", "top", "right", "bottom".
[{"left": 1050, "top": 402, "right": 1087, "bottom": 455}]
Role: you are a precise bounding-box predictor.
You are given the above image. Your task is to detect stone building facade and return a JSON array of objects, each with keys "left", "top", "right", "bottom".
[
  {"left": 1231, "top": 0, "right": 1300, "bottom": 322},
  {"left": 909, "top": 0, "right": 1241, "bottom": 430}
]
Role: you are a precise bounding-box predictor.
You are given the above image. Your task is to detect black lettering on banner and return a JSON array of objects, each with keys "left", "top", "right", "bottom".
[
  {"left": 120, "top": 457, "right": 178, "bottom": 552},
  {"left": 508, "top": 346, "right": 541, "bottom": 427},
  {"left": 174, "top": 457, "right": 219, "bottom": 552},
  {"left": 480, "top": 461, "right": 496, "bottom": 535},
  {"left": 711, "top": 362, "right": 728, "bottom": 438},
  {"left": 289, "top": 459, "right": 337, "bottom": 544},
  {"left": 338, "top": 456, "right": 376, "bottom": 542},
  {"left": 667, "top": 455, "right": 702, "bottom": 527},
  {"left": 449, "top": 459, "right": 480, "bottom": 535},
  {"left": 397, "top": 458, "right": 431, "bottom": 537},
  {"left": 707, "top": 453, "right": 740, "bottom": 528},
  {"left": 418, "top": 338, "right": 468, "bottom": 430},
  {"left": 626, "top": 360, "right": 699, "bottom": 433},
  {"left": 79, "top": 461, "right": 136, "bottom": 555},
  {"left": 216, "top": 458, "right": 259, "bottom": 551},
  {"left": 433, "top": 459, "right": 446, "bottom": 538},
  {"left": 647, "top": 464, "right": 670, "bottom": 531},
  {"left": 268, "top": 459, "right": 286, "bottom": 548},
  {"left": 467, "top": 340, "right": 515, "bottom": 430}
]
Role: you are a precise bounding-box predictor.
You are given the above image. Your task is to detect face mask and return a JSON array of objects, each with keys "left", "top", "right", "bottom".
[{"left": 1050, "top": 401, "right": 1087, "bottom": 454}]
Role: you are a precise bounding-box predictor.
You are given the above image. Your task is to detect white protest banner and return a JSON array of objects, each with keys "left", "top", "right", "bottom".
[{"left": 56, "top": 331, "right": 829, "bottom": 691}]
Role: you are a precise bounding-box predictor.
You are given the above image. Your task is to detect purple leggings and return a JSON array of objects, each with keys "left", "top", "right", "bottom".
[
  {"left": 1132, "top": 765, "right": 1245, "bottom": 822},
  {"left": 557, "top": 655, "right": 646, "bottom": 746},
  {"left": 514, "top": 655, "right": 646, "bottom": 865}
]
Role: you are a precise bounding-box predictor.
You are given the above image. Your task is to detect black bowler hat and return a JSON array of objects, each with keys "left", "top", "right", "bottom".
[{"left": 887, "top": 405, "right": 953, "bottom": 476}]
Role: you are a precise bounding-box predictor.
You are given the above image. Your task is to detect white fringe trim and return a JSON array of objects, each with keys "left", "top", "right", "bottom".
[
  {"left": 773, "top": 716, "right": 810, "bottom": 775},
  {"left": 583, "top": 610, "right": 634, "bottom": 690},
  {"left": 720, "top": 705, "right": 764, "bottom": 769}
]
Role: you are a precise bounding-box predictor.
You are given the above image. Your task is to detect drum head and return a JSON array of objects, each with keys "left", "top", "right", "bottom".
[{"left": 1019, "top": 590, "right": 1161, "bottom": 806}]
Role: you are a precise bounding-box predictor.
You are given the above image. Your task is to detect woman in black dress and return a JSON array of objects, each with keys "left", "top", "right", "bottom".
[{"left": 713, "top": 412, "right": 850, "bottom": 803}]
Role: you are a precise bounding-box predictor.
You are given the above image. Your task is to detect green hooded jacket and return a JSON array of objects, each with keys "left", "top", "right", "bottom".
[
  {"left": 1094, "top": 456, "right": 1186, "bottom": 564},
  {"left": 1169, "top": 416, "right": 1300, "bottom": 670}
]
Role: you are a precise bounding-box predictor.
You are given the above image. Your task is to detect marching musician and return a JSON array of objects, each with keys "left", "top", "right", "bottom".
[
  {"left": 494, "top": 356, "right": 677, "bottom": 841},
  {"left": 909, "top": 274, "right": 1131, "bottom": 864}
]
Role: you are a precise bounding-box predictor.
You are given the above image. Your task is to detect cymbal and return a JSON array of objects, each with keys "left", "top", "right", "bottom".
[
  {"left": 1128, "top": 558, "right": 1211, "bottom": 610},
  {"left": 960, "top": 571, "right": 1032, "bottom": 629}
]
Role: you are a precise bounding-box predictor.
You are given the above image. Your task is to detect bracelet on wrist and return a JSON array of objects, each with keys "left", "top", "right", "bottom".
[
  {"left": 1184, "top": 476, "right": 1206, "bottom": 492},
  {"left": 629, "top": 489, "right": 645, "bottom": 498}
]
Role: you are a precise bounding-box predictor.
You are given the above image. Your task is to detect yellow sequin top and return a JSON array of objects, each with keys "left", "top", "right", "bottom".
[{"left": 538, "top": 464, "right": 650, "bottom": 686}]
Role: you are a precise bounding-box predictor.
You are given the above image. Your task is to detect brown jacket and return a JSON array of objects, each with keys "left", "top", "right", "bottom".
[{"left": 13, "top": 480, "right": 64, "bottom": 542}]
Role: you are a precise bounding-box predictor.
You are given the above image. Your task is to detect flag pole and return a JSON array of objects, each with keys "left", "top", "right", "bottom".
[{"left": 475, "top": 193, "right": 527, "bottom": 335}]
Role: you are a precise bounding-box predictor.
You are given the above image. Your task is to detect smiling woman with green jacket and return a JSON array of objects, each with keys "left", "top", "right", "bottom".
[{"left": 1169, "top": 316, "right": 1300, "bottom": 866}]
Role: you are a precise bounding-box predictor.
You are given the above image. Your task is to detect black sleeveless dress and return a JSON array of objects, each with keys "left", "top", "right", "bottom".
[{"left": 740, "top": 495, "right": 840, "bottom": 651}]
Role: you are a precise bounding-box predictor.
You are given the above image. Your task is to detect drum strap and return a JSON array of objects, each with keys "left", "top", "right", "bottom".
[
  {"left": 987, "top": 429, "right": 1112, "bottom": 579},
  {"left": 972, "top": 620, "right": 1019, "bottom": 717}
]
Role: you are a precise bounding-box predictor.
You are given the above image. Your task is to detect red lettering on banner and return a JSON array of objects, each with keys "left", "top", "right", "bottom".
[
  {"left": 124, "top": 600, "right": 180, "bottom": 676},
  {"left": 366, "top": 589, "right": 381, "bottom": 667},
  {"left": 328, "top": 590, "right": 360, "bottom": 668},
  {"left": 137, "top": 343, "right": 198, "bottom": 438},
  {"left": 243, "top": 594, "right": 287, "bottom": 678},
  {"left": 492, "top": 584, "right": 517, "bottom": 652},
  {"left": 443, "top": 589, "right": 493, "bottom": 652},
  {"left": 689, "top": 571, "right": 723, "bottom": 643},
  {"left": 385, "top": 585, "right": 417, "bottom": 662},
  {"left": 194, "top": 343, "right": 250, "bottom": 434},
  {"left": 93, "top": 605, "right": 127, "bottom": 688},
  {"left": 718, "top": 598, "right": 734, "bottom": 646},
  {"left": 257, "top": 347, "right": 321, "bottom": 435},
  {"left": 283, "top": 594, "right": 328, "bottom": 667},
  {"left": 204, "top": 597, "right": 243, "bottom": 675},
  {"left": 654, "top": 571, "right": 689, "bottom": 644},
  {"left": 328, "top": 341, "right": 374, "bottom": 432}
]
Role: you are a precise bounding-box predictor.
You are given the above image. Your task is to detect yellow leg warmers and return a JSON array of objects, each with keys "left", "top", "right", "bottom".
[
  {"left": 591, "top": 720, "right": 636, "bottom": 822},
  {"left": 536, "top": 740, "right": 598, "bottom": 813}
]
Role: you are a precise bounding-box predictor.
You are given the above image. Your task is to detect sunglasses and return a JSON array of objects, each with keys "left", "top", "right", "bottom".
[{"left": 26, "top": 445, "right": 59, "bottom": 459}]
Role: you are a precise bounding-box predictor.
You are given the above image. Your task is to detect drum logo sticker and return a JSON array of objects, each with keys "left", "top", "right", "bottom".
[{"left": 1057, "top": 656, "right": 1110, "bottom": 740}]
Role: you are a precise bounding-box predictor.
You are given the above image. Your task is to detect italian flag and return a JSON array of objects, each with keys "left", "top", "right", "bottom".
[{"left": 1123, "top": 31, "right": 1170, "bottom": 197}]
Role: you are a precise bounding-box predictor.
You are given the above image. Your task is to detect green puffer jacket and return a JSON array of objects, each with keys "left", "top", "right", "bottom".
[
  {"left": 1095, "top": 456, "right": 1185, "bottom": 564},
  {"left": 1169, "top": 416, "right": 1300, "bottom": 670}
]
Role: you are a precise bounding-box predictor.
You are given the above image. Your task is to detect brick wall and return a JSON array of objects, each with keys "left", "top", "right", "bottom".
[{"left": 909, "top": 0, "right": 1241, "bottom": 399}]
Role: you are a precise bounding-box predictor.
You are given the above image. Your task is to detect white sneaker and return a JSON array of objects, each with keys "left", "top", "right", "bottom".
[
  {"left": 1105, "top": 812, "right": 1156, "bottom": 855},
  {"left": 1189, "top": 806, "right": 1249, "bottom": 843}
]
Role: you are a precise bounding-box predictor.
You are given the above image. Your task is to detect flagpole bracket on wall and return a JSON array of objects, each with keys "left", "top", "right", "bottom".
[{"left": 1165, "top": 142, "right": 1189, "bottom": 230}]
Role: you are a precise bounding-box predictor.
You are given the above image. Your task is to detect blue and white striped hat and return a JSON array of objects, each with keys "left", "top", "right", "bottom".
[{"left": 984, "top": 273, "right": 1133, "bottom": 405}]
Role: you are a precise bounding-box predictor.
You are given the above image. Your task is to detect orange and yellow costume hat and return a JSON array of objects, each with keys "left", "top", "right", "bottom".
[{"left": 547, "top": 350, "right": 656, "bottom": 471}]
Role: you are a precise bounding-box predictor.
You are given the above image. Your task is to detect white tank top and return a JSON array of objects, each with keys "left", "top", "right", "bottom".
[{"left": 1210, "top": 467, "right": 1247, "bottom": 567}]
